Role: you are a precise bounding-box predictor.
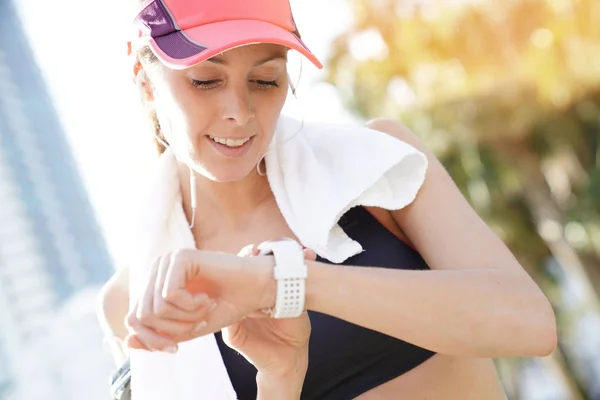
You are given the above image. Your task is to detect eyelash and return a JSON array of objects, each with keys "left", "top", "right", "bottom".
[{"left": 191, "top": 79, "right": 280, "bottom": 90}]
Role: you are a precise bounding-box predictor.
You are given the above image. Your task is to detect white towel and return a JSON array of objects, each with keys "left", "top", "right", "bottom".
[{"left": 126, "top": 114, "right": 428, "bottom": 399}]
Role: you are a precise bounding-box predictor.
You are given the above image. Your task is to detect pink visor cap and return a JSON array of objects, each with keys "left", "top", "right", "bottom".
[{"left": 133, "top": 0, "right": 323, "bottom": 70}]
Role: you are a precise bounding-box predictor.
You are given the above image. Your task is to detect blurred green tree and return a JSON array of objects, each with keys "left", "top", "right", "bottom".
[{"left": 326, "top": 0, "right": 600, "bottom": 398}]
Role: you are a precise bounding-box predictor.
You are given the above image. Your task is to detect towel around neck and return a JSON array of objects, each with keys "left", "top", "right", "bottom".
[{"left": 125, "top": 114, "right": 428, "bottom": 399}]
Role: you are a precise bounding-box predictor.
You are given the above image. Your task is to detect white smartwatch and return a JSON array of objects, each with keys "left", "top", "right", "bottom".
[{"left": 257, "top": 239, "right": 307, "bottom": 319}]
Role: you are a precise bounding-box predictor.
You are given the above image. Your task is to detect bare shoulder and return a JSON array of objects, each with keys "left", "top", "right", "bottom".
[
  {"left": 364, "top": 117, "right": 446, "bottom": 196},
  {"left": 365, "top": 118, "right": 435, "bottom": 158},
  {"left": 363, "top": 118, "right": 524, "bottom": 273}
]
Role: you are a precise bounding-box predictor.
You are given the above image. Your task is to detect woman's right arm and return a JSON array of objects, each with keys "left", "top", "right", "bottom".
[{"left": 96, "top": 267, "right": 130, "bottom": 366}]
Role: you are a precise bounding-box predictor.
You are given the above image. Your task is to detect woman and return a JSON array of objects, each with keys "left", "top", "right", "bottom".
[{"left": 98, "top": 0, "right": 557, "bottom": 398}]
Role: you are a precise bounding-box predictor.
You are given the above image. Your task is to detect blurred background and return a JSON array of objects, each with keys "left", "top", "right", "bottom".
[{"left": 0, "top": 0, "right": 598, "bottom": 399}]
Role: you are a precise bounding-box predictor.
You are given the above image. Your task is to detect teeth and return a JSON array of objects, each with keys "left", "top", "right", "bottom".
[{"left": 210, "top": 136, "right": 250, "bottom": 147}]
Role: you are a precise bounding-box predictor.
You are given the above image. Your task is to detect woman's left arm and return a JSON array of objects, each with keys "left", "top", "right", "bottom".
[{"left": 301, "top": 118, "right": 557, "bottom": 358}]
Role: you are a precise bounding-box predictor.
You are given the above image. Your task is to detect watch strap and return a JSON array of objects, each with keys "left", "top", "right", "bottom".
[{"left": 257, "top": 239, "right": 307, "bottom": 318}]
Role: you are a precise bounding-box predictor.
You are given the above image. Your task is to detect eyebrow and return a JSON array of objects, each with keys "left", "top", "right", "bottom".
[{"left": 207, "top": 54, "right": 287, "bottom": 66}]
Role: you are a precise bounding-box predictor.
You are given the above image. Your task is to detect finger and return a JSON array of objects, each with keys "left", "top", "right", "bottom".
[
  {"left": 141, "top": 301, "right": 216, "bottom": 336},
  {"left": 175, "top": 301, "right": 246, "bottom": 340},
  {"left": 125, "top": 311, "right": 178, "bottom": 352},
  {"left": 125, "top": 335, "right": 150, "bottom": 350},
  {"left": 155, "top": 254, "right": 208, "bottom": 315},
  {"left": 155, "top": 298, "right": 217, "bottom": 323},
  {"left": 141, "top": 315, "right": 202, "bottom": 337},
  {"left": 142, "top": 255, "right": 214, "bottom": 334},
  {"left": 162, "top": 250, "right": 202, "bottom": 311},
  {"left": 303, "top": 248, "right": 317, "bottom": 261},
  {"left": 125, "top": 329, "right": 177, "bottom": 353},
  {"left": 133, "top": 257, "right": 203, "bottom": 338}
]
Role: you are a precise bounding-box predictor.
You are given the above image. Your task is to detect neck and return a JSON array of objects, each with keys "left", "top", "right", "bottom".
[{"left": 178, "top": 162, "right": 273, "bottom": 238}]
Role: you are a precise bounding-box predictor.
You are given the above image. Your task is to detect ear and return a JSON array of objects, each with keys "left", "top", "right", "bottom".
[
  {"left": 136, "top": 69, "right": 155, "bottom": 103},
  {"left": 133, "top": 60, "right": 143, "bottom": 84},
  {"left": 129, "top": 44, "right": 155, "bottom": 103},
  {"left": 129, "top": 41, "right": 142, "bottom": 80}
]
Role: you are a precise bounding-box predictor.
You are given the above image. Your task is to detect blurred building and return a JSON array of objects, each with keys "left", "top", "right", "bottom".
[
  {"left": 0, "top": 1, "right": 114, "bottom": 399},
  {"left": 47, "top": 287, "right": 116, "bottom": 400}
]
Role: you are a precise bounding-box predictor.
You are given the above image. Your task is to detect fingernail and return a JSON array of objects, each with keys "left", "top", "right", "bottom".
[
  {"left": 163, "top": 346, "right": 178, "bottom": 354},
  {"left": 193, "top": 321, "right": 207, "bottom": 333}
]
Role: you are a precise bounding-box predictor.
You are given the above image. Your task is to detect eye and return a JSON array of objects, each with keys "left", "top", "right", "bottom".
[
  {"left": 251, "top": 80, "right": 280, "bottom": 90},
  {"left": 192, "top": 79, "right": 221, "bottom": 89}
]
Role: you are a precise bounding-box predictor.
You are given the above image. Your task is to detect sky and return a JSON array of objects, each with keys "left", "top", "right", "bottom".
[{"left": 16, "top": 0, "right": 356, "bottom": 265}]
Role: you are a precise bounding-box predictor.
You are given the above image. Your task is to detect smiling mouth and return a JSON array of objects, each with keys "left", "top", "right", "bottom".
[
  {"left": 206, "top": 135, "right": 255, "bottom": 158},
  {"left": 208, "top": 135, "right": 252, "bottom": 148}
]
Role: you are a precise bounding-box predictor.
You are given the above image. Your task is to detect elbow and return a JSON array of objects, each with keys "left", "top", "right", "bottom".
[
  {"left": 522, "top": 292, "right": 558, "bottom": 357},
  {"left": 95, "top": 280, "right": 114, "bottom": 334},
  {"left": 532, "top": 299, "right": 558, "bottom": 357},
  {"left": 485, "top": 286, "right": 557, "bottom": 358},
  {"left": 95, "top": 270, "right": 130, "bottom": 339},
  {"left": 502, "top": 269, "right": 558, "bottom": 357},
  {"left": 95, "top": 278, "right": 115, "bottom": 331},
  {"left": 537, "top": 330, "right": 558, "bottom": 358},
  {"left": 96, "top": 272, "right": 131, "bottom": 366}
]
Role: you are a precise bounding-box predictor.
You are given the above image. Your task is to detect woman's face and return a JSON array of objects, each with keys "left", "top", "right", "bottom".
[{"left": 147, "top": 44, "right": 289, "bottom": 182}]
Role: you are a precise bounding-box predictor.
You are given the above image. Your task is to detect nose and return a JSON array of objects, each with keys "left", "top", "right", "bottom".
[{"left": 219, "top": 84, "right": 255, "bottom": 126}]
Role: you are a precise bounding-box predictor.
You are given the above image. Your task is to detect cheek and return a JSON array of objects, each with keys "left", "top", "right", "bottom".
[
  {"left": 258, "top": 90, "right": 288, "bottom": 129},
  {"left": 159, "top": 87, "right": 211, "bottom": 139},
  {"left": 176, "top": 96, "right": 213, "bottom": 131}
]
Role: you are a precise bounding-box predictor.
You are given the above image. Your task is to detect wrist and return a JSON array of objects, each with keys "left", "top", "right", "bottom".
[
  {"left": 255, "top": 256, "right": 324, "bottom": 313},
  {"left": 254, "top": 254, "right": 322, "bottom": 314},
  {"left": 304, "top": 259, "right": 322, "bottom": 311},
  {"left": 253, "top": 255, "right": 277, "bottom": 311},
  {"left": 257, "top": 240, "right": 312, "bottom": 318},
  {"left": 256, "top": 360, "right": 307, "bottom": 400}
]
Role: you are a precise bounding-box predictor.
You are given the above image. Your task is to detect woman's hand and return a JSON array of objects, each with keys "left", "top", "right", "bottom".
[
  {"left": 124, "top": 241, "right": 313, "bottom": 358},
  {"left": 125, "top": 240, "right": 313, "bottom": 399},
  {"left": 222, "top": 243, "right": 314, "bottom": 378},
  {"left": 124, "top": 248, "right": 275, "bottom": 352}
]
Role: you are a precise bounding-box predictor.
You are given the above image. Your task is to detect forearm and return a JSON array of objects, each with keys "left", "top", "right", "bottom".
[{"left": 305, "top": 261, "right": 556, "bottom": 358}]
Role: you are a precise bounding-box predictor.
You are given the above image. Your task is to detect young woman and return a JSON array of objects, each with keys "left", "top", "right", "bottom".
[{"left": 98, "top": 0, "right": 557, "bottom": 398}]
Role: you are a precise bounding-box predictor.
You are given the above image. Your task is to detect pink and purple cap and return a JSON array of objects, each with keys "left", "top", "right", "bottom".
[{"left": 132, "top": 0, "right": 323, "bottom": 70}]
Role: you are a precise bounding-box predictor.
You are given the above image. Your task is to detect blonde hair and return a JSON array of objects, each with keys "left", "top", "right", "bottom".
[{"left": 136, "top": 46, "right": 169, "bottom": 155}]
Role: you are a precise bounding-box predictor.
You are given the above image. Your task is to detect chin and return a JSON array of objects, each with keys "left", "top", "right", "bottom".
[
  {"left": 197, "top": 163, "right": 257, "bottom": 183},
  {"left": 188, "top": 138, "right": 264, "bottom": 182}
]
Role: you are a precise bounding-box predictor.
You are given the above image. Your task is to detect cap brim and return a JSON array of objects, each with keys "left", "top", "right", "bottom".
[{"left": 147, "top": 19, "right": 323, "bottom": 70}]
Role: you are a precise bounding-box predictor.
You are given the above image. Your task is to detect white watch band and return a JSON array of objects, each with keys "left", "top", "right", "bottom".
[{"left": 257, "top": 240, "right": 307, "bottom": 319}]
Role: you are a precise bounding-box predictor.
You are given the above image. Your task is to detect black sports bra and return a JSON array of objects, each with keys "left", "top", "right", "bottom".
[{"left": 214, "top": 206, "right": 435, "bottom": 399}]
